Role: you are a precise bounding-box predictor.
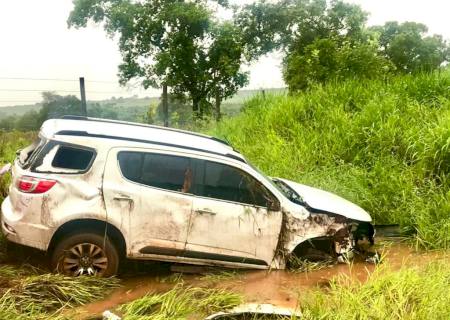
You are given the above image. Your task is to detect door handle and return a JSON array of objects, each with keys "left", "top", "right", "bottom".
[
  {"left": 195, "top": 209, "right": 216, "bottom": 216},
  {"left": 113, "top": 194, "right": 134, "bottom": 202}
]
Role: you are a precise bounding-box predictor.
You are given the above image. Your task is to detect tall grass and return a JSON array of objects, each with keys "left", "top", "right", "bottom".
[
  {"left": 212, "top": 70, "right": 450, "bottom": 249},
  {"left": 0, "top": 265, "right": 120, "bottom": 319},
  {"left": 0, "top": 131, "right": 35, "bottom": 201},
  {"left": 299, "top": 260, "right": 450, "bottom": 320},
  {"left": 119, "top": 284, "right": 243, "bottom": 319}
]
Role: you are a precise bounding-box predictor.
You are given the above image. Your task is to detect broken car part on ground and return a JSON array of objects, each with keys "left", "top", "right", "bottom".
[{"left": 1, "top": 117, "right": 375, "bottom": 276}]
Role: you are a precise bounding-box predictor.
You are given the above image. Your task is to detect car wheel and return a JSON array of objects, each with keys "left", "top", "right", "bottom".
[{"left": 51, "top": 232, "right": 119, "bottom": 277}]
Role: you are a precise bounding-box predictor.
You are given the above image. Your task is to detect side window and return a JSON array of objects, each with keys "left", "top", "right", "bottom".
[
  {"left": 32, "top": 141, "right": 95, "bottom": 173},
  {"left": 200, "top": 161, "right": 273, "bottom": 207},
  {"left": 118, "top": 151, "right": 193, "bottom": 193},
  {"left": 52, "top": 146, "right": 94, "bottom": 170},
  {"left": 117, "top": 152, "right": 143, "bottom": 183}
]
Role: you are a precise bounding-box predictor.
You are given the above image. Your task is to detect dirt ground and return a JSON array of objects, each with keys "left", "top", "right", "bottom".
[{"left": 72, "top": 238, "right": 447, "bottom": 319}]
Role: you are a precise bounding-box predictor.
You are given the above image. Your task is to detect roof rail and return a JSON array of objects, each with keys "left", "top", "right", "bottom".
[
  {"left": 55, "top": 130, "right": 246, "bottom": 164},
  {"left": 61, "top": 115, "right": 231, "bottom": 147}
]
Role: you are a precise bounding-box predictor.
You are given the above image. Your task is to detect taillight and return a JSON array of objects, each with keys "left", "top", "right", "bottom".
[{"left": 17, "top": 176, "right": 57, "bottom": 194}]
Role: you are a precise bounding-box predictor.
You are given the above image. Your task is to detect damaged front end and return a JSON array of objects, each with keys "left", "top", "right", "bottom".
[
  {"left": 283, "top": 211, "right": 375, "bottom": 265},
  {"left": 272, "top": 179, "right": 376, "bottom": 266}
]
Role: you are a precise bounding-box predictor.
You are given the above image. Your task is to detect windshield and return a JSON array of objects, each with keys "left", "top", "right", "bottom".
[
  {"left": 247, "top": 163, "right": 305, "bottom": 205},
  {"left": 272, "top": 178, "right": 305, "bottom": 206}
]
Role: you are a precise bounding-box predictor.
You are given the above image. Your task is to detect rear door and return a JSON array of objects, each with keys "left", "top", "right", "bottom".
[
  {"left": 103, "top": 148, "right": 195, "bottom": 257},
  {"left": 186, "top": 160, "right": 282, "bottom": 266}
]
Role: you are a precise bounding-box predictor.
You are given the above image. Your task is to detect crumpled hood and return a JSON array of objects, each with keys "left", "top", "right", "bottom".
[{"left": 279, "top": 178, "right": 372, "bottom": 222}]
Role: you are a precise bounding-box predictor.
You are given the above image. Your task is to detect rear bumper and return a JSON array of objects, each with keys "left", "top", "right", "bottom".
[{"left": 1, "top": 196, "right": 50, "bottom": 251}]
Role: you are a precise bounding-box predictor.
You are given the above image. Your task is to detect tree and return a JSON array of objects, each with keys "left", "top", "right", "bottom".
[
  {"left": 38, "top": 92, "right": 82, "bottom": 123},
  {"left": 371, "top": 21, "right": 449, "bottom": 73},
  {"left": 68, "top": 0, "right": 251, "bottom": 120},
  {"left": 236, "top": 0, "right": 387, "bottom": 91},
  {"left": 284, "top": 36, "right": 393, "bottom": 91}
]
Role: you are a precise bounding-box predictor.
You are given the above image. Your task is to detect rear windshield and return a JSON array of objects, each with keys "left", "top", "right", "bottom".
[{"left": 18, "top": 137, "right": 46, "bottom": 168}]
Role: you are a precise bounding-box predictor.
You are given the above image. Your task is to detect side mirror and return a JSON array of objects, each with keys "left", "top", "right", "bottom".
[{"left": 267, "top": 198, "right": 281, "bottom": 212}]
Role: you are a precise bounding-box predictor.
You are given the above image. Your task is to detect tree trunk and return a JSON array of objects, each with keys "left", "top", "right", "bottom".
[
  {"left": 215, "top": 91, "right": 221, "bottom": 122},
  {"left": 162, "top": 84, "right": 168, "bottom": 127},
  {"left": 192, "top": 97, "right": 200, "bottom": 119}
]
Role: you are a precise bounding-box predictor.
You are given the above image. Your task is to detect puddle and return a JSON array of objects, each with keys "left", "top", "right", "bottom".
[{"left": 75, "top": 239, "right": 447, "bottom": 319}]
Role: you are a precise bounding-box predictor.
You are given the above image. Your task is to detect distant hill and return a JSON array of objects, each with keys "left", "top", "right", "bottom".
[
  {"left": 0, "top": 103, "right": 43, "bottom": 117},
  {"left": 0, "top": 88, "right": 285, "bottom": 119}
]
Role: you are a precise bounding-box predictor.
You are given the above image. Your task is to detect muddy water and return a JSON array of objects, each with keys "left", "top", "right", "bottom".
[{"left": 77, "top": 241, "right": 447, "bottom": 319}]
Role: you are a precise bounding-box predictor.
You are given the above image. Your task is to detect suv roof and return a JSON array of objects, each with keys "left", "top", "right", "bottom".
[{"left": 40, "top": 117, "right": 246, "bottom": 163}]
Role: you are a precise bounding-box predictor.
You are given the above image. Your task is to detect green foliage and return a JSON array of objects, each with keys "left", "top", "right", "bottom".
[
  {"left": 300, "top": 260, "right": 450, "bottom": 320},
  {"left": 0, "top": 92, "right": 82, "bottom": 131},
  {"left": 212, "top": 70, "right": 450, "bottom": 249},
  {"left": 0, "top": 131, "right": 36, "bottom": 199},
  {"left": 237, "top": 0, "right": 449, "bottom": 91},
  {"left": 284, "top": 37, "right": 393, "bottom": 91},
  {"left": 119, "top": 284, "right": 243, "bottom": 319},
  {"left": 372, "top": 21, "right": 450, "bottom": 74},
  {"left": 0, "top": 263, "right": 120, "bottom": 319},
  {"left": 39, "top": 92, "right": 83, "bottom": 121},
  {"left": 68, "top": 0, "right": 252, "bottom": 118}
]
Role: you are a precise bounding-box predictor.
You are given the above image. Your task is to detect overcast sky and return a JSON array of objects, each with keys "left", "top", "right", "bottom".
[{"left": 0, "top": 0, "right": 449, "bottom": 107}]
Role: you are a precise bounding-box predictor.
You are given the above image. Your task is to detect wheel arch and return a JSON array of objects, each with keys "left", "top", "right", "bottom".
[{"left": 48, "top": 219, "right": 127, "bottom": 258}]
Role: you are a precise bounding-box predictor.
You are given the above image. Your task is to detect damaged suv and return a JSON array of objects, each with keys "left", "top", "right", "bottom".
[{"left": 1, "top": 117, "right": 374, "bottom": 276}]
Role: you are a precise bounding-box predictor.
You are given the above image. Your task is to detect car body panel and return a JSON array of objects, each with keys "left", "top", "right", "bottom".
[
  {"left": 103, "top": 147, "right": 194, "bottom": 256},
  {"left": 279, "top": 178, "right": 372, "bottom": 222}
]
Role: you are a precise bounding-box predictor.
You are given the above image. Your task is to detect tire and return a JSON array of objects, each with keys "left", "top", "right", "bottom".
[{"left": 51, "top": 232, "right": 119, "bottom": 277}]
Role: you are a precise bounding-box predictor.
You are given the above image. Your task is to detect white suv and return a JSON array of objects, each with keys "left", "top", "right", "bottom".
[{"left": 1, "top": 117, "right": 374, "bottom": 276}]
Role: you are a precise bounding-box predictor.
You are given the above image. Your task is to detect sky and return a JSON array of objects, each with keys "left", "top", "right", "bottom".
[{"left": 0, "top": 0, "right": 449, "bottom": 107}]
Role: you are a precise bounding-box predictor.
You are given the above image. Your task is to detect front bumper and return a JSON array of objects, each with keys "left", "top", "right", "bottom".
[{"left": 1, "top": 196, "right": 50, "bottom": 251}]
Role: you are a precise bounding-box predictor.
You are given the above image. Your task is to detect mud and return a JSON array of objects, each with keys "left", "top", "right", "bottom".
[{"left": 75, "top": 239, "right": 447, "bottom": 319}]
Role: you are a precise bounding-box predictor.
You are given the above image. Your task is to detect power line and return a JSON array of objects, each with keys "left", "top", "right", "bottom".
[
  {"left": 0, "top": 89, "right": 79, "bottom": 93},
  {"left": 0, "top": 100, "right": 41, "bottom": 103},
  {"left": 0, "top": 77, "right": 118, "bottom": 84},
  {"left": 0, "top": 88, "right": 138, "bottom": 94}
]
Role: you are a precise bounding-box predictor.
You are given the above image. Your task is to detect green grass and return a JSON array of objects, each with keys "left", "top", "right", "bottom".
[
  {"left": 288, "top": 256, "right": 334, "bottom": 273},
  {"left": 299, "top": 259, "right": 450, "bottom": 320},
  {"left": 119, "top": 284, "right": 243, "bottom": 319},
  {"left": 200, "top": 270, "right": 241, "bottom": 283},
  {"left": 0, "top": 265, "right": 120, "bottom": 319},
  {"left": 212, "top": 70, "right": 450, "bottom": 249},
  {"left": 0, "top": 131, "right": 36, "bottom": 201}
]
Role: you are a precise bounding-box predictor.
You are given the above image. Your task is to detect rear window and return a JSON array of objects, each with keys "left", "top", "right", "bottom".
[
  {"left": 31, "top": 141, "right": 95, "bottom": 173},
  {"left": 18, "top": 137, "right": 45, "bottom": 168},
  {"left": 52, "top": 146, "right": 94, "bottom": 170}
]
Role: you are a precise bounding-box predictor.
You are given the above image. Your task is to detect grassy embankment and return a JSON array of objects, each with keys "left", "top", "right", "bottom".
[
  {"left": 213, "top": 70, "right": 450, "bottom": 250},
  {"left": 118, "top": 71, "right": 450, "bottom": 319},
  {"left": 0, "top": 71, "right": 449, "bottom": 318}
]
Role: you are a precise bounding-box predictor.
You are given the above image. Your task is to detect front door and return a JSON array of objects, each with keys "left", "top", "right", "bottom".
[
  {"left": 103, "top": 148, "right": 194, "bottom": 257},
  {"left": 186, "top": 160, "right": 282, "bottom": 266}
]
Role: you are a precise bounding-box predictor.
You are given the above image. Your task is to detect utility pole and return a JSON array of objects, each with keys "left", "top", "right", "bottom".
[
  {"left": 162, "top": 84, "right": 168, "bottom": 127},
  {"left": 79, "top": 77, "right": 87, "bottom": 116}
]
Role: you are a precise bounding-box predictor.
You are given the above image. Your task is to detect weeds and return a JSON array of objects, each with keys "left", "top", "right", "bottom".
[
  {"left": 0, "top": 265, "right": 120, "bottom": 319},
  {"left": 299, "top": 260, "right": 450, "bottom": 320},
  {"left": 212, "top": 69, "right": 450, "bottom": 249},
  {"left": 287, "top": 256, "right": 334, "bottom": 273},
  {"left": 200, "top": 270, "right": 242, "bottom": 283},
  {"left": 119, "top": 284, "right": 243, "bottom": 319}
]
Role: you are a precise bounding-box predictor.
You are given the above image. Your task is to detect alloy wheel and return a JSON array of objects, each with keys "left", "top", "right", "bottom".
[{"left": 62, "top": 243, "right": 108, "bottom": 276}]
